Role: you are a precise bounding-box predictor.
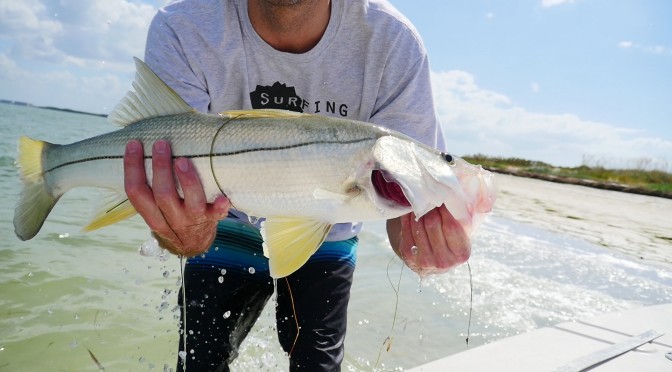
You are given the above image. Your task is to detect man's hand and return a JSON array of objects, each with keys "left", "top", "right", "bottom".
[
  {"left": 387, "top": 206, "right": 471, "bottom": 276},
  {"left": 124, "top": 140, "right": 230, "bottom": 256}
]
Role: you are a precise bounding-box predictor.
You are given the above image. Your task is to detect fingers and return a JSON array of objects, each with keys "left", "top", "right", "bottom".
[
  {"left": 174, "top": 157, "right": 207, "bottom": 218},
  {"left": 151, "top": 141, "right": 184, "bottom": 226},
  {"left": 175, "top": 159, "right": 231, "bottom": 221},
  {"left": 439, "top": 207, "right": 471, "bottom": 264},
  {"left": 125, "top": 140, "right": 167, "bottom": 231},
  {"left": 392, "top": 206, "right": 472, "bottom": 276},
  {"left": 123, "top": 139, "right": 230, "bottom": 257},
  {"left": 420, "top": 209, "right": 455, "bottom": 269},
  {"left": 209, "top": 195, "right": 232, "bottom": 220}
]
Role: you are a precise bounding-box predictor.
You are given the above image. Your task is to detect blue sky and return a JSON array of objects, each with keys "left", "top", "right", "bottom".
[{"left": 1, "top": 0, "right": 670, "bottom": 169}]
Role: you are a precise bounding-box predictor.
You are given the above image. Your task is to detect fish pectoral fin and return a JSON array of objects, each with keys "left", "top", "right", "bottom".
[
  {"left": 260, "top": 217, "right": 332, "bottom": 278},
  {"left": 313, "top": 187, "right": 355, "bottom": 202},
  {"left": 219, "top": 109, "right": 307, "bottom": 119},
  {"left": 83, "top": 196, "right": 138, "bottom": 232}
]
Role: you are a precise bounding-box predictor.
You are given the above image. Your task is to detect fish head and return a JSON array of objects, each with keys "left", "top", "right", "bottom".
[{"left": 370, "top": 135, "right": 496, "bottom": 233}]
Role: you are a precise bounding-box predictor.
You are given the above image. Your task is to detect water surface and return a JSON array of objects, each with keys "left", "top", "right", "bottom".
[{"left": 1, "top": 104, "right": 670, "bottom": 371}]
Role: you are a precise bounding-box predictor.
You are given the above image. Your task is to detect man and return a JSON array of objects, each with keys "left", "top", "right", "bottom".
[{"left": 124, "top": 0, "right": 470, "bottom": 370}]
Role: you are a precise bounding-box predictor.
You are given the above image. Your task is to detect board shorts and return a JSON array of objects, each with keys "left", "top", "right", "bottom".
[{"left": 177, "top": 215, "right": 358, "bottom": 372}]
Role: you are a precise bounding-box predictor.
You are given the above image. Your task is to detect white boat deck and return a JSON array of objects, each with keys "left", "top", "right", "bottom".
[{"left": 409, "top": 303, "right": 672, "bottom": 372}]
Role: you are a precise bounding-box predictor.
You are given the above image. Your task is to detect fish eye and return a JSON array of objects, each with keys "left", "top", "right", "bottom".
[{"left": 441, "top": 152, "right": 455, "bottom": 165}]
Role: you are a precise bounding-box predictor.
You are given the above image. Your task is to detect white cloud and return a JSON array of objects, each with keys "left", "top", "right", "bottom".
[
  {"left": 541, "top": 0, "right": 577, "bottom": 7},
  {"left": 618, "top": 41, "right": 634, "bottom": 49},
  {"left": 0, "top": 0, "right": 158, "bottom": 113},
  {"left": 0, "top": 52, "right": 127, "bottom": 113},
  {"left": 431, "top": 70, "right": 672, "bottom": 168},
  {"left": 618, "top": 40, "right": 671, "bottom": 55},
  {"left": 0, "top": 0, "right": 155, "bottom": 69}
]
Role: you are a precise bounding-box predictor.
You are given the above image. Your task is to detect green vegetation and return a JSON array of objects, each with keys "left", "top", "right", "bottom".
[{"left": 464, "top": 154, "right": 672, "bottom": 198}]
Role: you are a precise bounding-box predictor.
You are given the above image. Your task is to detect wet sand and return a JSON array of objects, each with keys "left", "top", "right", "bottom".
[{"left": 492, "top": 173, "right": 672, "bottom": 269}]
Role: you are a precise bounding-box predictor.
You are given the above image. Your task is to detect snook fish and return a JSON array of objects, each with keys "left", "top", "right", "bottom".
[{"left": 14, "top": 58, "right": 496, "bottom": 278}]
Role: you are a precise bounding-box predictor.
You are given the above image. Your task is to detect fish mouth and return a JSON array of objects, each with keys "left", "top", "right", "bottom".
[{"left": 371, "top": 170, "right": 411, "bottom": 207}]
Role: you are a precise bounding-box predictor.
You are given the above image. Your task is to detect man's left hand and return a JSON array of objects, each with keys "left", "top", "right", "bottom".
[{"left": 387, "top": 206, "right": 471, "bottom": 276}]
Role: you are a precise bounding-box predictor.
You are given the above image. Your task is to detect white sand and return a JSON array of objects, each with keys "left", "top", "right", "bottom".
[{"left": 492, "top": 174, "right": 672, "bottom": 269}]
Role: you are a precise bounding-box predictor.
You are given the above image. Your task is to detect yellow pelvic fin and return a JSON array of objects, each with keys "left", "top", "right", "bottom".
[
  {"left": 219, "top": 109, "right": 308, "bottom": 119},
  {"left": 83, "top": 196, "right": 138, "bottom": 232},
  {"left": 260, "top": 217, "right": 332, "bottom": 278}
]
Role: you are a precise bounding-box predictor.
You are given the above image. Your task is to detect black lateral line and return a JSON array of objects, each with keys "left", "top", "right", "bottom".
[{"left": 44, "top": 137, "right": 374, "bottom": 174}]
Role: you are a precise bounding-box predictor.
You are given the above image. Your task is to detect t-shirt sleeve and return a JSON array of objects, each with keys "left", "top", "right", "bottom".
[
  {"left": 368, "top": 32, "right": 445, "bottom": 151},
  {"left": 143, "top": 11, "right": 211, "bottom": 112}
]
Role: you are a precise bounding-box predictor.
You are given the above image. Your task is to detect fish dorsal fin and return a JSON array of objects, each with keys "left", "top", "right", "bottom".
[
  {"left": 260, "top": 217, "right": 332, "bottom": 278},
  {"left": 107, "top": 57, "right": 192, "bottom": 127},
  {"left": 220, "top": 109, "right": 307, "bottom": 119},
  {"left": 82, "top": 194, "right": 138, "bottom": 232}
]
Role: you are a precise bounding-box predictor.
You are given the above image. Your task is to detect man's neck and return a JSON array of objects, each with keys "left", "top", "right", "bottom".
[{"left": 247, "top": 0, "right": 331, "bottom": 54}]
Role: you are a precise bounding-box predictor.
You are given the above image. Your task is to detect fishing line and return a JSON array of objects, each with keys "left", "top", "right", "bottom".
[
  {"left": 465, "top": 261, "right": 473, "bottom": 346},
  {"left": 374, "top": 254, "right": 404, "bottom": 369},
  {"left": 209, "top": 115, "right": 238, "bottom": 205},
  {"left": 180, "top": 255, "right": 188, "bottom": 371},
  {"left": 284, "top": 277, "right": 301, "bottom": 357}
]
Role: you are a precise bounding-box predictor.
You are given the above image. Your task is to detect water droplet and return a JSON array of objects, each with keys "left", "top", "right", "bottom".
[
  {"left": 74, "top": 313, "right": 80, "bottom": 320},
  {"left": 411, "top": 245, "right": 419, "bottom": 255},
  {"left": 218, "top": 276, "right": 224, "bottom": 283},
  {"left": 223, "top": 311, "right": 231, "bottom": 319},
  {"left": 58, "top": 233, "right": 69, "bottom": 239},
  {"left": 47, "top": 308, "right": 54, "bottom": 315},
  {"left": 139, "top": 235, "right": 161, "bottom": 257},
  {"left": 189, "top": 349, "right": 195, "bottom": 354},
  {"left": 220, "top": 269, "right": 227, "bottom": 275},
  {"left": 178, "top": 351, "right": 187, "bottom": 361},
  {"left": 248, "top": 267, "right": 255, "bottom": 274},
  {"left": 163, "top": 271, "right": 170, "bottom": 278},
  {"left": 27, "top": 272, "right": 34, "bottom": 277}
]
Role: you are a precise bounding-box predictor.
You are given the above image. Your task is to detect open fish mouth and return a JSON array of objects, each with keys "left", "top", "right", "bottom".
[{"left": 371, "top": 169, "right": 411, "bottom": 207}]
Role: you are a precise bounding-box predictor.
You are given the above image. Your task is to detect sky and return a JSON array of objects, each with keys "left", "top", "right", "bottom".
[{"left": 1, "top": 0, "right": 670, "bottom": 169}]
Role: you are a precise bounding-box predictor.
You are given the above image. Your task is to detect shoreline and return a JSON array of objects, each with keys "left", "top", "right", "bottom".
[
  {"left": 492, "top": 173, "right": 672, "bottom": 270},
  {"left": 490, "top": 168, "right": 671, "bottom": 199}
]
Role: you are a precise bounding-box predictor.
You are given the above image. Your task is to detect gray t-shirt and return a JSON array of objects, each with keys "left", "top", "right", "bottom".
[{"left": 144, "top": 0, "right": 443, "bottom": 241}]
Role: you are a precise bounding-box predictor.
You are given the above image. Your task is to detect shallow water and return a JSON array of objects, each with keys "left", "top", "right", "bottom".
[{"left": 1, "top": 104, "right": 671, "bottom": 371}]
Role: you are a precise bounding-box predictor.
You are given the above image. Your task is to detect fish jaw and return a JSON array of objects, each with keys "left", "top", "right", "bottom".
[
  {"left": 372, "top": 136, "right": 463, "bottom": 220},
  {"left": 371, "top": 135, "right": 496, "bottom": 233}
]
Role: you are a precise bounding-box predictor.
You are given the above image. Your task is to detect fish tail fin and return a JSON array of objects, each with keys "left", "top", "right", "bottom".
[{"left": 14, "top": 136, "right": 60, "bottom": 240}]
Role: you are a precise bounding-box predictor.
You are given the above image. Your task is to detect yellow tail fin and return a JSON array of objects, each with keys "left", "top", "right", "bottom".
[{"left": 14, "top": 136, "right": 59, "bottom": 240}]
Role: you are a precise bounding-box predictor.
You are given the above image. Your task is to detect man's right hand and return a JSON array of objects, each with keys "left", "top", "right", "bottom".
[{"left": 124, "top": 139, "right": 230, "bottom": 256}]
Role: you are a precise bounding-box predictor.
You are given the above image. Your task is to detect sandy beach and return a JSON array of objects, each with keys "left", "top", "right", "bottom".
[{"left": 492, "top": 173, "right": 672, "bottom": 269}]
